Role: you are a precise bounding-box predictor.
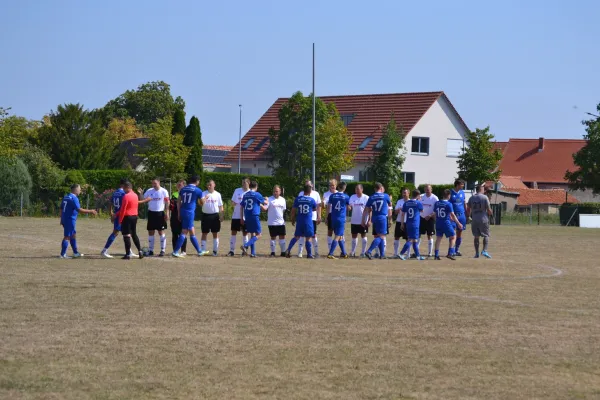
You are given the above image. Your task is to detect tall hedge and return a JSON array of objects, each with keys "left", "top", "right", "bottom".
[{"left": 0, "top": 157, "right": 32, "bottom": 215}]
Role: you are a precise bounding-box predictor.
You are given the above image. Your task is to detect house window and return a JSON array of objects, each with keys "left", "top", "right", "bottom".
[
  {"left": 341, "top": 114, "right": 355, "bottom": 127},
  {"left": 242, "top": 137, "right": 255, "bottom": 150},
  {"left": 358, "top": 136, "right": 373, "bottom": 150},
  {"left": 359, "top": 170, "right": 373, "bottom": 182},
  {"left": 466, "top": 181, "right": 476, "bottom": 191},
  {"left": 446, "top": 139, "right": 464, "bottom": 157},
  {"left": 253, "top": 137, "right": 268, "bottom": 151},
  {"left": 375, "top": 138, "right": 383, "bottom": 149},
  {"left": 411, "top": 137, "right": 429, "bottom": 155},
  {"left": 402, "top": 172, "right": 415, "bottom": 184}
]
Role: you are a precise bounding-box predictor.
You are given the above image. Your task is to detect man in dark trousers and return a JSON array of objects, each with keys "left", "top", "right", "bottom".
[{"left": 170, "top": 179, "right": 188, "bottom": 255}]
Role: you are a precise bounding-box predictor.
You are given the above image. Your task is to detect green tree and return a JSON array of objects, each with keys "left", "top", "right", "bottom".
[
  {"left": 0, "top": 113, "right": 40, "bottom": 158},
  {"left": 172, "top": 109, "right": 186, "bottom": 135},
  {"left": 457, "top": 126, "right": 503, "bottom": 185},
  {"left": 316, "top": 114, "right": 355, "bottom": 180},
  {"left": 268, "top": 91, "right": 353, "bottom": 182},
  {"left": 0, "top": 157, "right": 32, "bottom": 214},
  {"left": 36, "top": 104, "right": 115, "bottom": 169},
  {"left": 102, "top": 81, "right": 185, "bottom": 131},
  {"left": 19, "top": 143, "right": 66, "bottom": 201},
  {"left": 565, "top": 108, "right": 600, "bottom": 194},
  {"left": 184, "top": 116, "right": 203, "bottom": 176},
  {"left": 367, "top": 114, "right": 406, "bottom": 195},
  {"left": 142, "top": 117, "right": 190, "bottom": 177}
]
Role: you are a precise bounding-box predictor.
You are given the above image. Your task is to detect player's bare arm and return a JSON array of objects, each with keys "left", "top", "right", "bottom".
[
  {"left": 290, "top": 208, "right": 297, "bottom": 226},
  {"left": 316, "top": 204, "right": 322, "bottom": 225},
  {"left": 361, "top": 207, "right": 371, "bottom": 227},
  {"left": 451, "top": 212, "right": 463, "bottom": 230}
]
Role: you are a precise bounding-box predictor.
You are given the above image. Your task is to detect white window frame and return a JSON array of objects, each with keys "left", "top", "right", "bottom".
[
  {"left": 411, "top": 137, "right": 429, "bottom": 156},
  {"left": 446, "top": 138, "right": 464, "bottom": 158}
]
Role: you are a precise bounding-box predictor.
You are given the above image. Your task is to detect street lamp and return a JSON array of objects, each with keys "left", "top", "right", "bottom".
[{"left": 238, "top": 104, "right": 242, "bottom": 174}]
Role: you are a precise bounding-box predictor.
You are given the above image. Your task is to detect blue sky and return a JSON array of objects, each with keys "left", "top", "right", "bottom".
[{"left": 1, "top": 0, "right": 598, "bottom": 145}]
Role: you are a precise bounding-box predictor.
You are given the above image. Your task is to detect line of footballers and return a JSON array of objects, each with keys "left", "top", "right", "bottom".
[{"left": 58, "top": 176, "right": 493, "bottom": 260}]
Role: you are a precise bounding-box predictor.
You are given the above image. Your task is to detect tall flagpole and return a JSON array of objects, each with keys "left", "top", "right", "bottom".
[{"left": 312, "top": 43, "right": 316, "bottom": 185}]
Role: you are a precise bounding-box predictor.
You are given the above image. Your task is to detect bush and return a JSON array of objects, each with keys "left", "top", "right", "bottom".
[
  {"left": 418, "top": 184, "right": 455, "bottom": 199},
  {"left": 201, "top": 172, "right": 297, "bottom": 201},
  {"left": 0, "top": 157, "right": 33, "bottom": 215},
  {"left": 19, "top": 144, "right": 66, "bottom": 203}
]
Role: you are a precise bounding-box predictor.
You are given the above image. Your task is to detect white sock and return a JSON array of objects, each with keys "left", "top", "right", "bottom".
[
  {"left": 213, "top": 238, "right": 219, "bottom": 253},
  {"left": 270, "top": 240, "right": 276, "bottom": 253},
  {"left": 313, "top": 237, "right": 319, "bottom": 254},
  {"left": 279, "top": 239, "right": 286, "bottom": 252},
  {"left": 243, "top": 234, "right": 249, "bottom": 246},
  {"left": 351, "top": 238, "right": 358, "bottom": 254},
  {"left": 148, "top": 236, "right": 155, "bottom": 252},
  {"left": 361, "top": 237, "right": 368, "bottom": 254},
  {"left": 201, "top": 240, "right": 207, "bottom": 252},
  {"left": 394, "top": 240, "right": 400, "bottom": 256},
  {"left": 327, "top": 236, "right": 333, "bottom": 247},
  {"left": 160, "top": 234, "right": 166, "bottom": 252},
  {"left": 428, "top": 239, "right": 433, "bottom": 255},
  {"left": 298, "top": 237, "right": 305, "bottom": 255},
  {"left": 383, "top": 238, "right": 387, "bottom": 255},
  {"left": 230, "top": 236, "right": 236, "bottom": 252}
]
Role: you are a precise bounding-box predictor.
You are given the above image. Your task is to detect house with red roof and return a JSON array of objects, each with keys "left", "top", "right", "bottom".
[{"left": 225, "top": 91, "right": 470, "bottom": 185}]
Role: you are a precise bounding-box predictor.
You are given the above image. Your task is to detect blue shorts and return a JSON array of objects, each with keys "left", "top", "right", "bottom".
[
  {"left": 436, "top": 222, "right": 456, "bottom": 238},
  {"left": 406, "top": 225, "right": 420, "bottom": 240},
  {"left": 113, "top": 219, "right": 122, "bottom": 232},
  {"left": 332, "top": 219, "right": 345, "bottom": 236},
  {"left": 454, "top": 213, "right": 467, "bottom": 231},
  {"left": 372, "top": 218, "right": 387, "bottom": 237},
  {"left": 181, "top": 213, "right": 195, "bottom": 230},
  {"left": 245, "top": 216, "right": 261, "bottom": 234},
  {"left": 62, "top": 221, "right": 76, "bottom": 237},
  {"left": 294, "top": 222, "right": 314, "bottom": 238}
]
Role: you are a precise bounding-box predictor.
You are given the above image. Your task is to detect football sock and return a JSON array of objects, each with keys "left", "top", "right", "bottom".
[
  {"left": 406, "top": 242, "right": 412, "bottom": 258},
  {"left": 230, "top": 236, "right": 236, "bottom": 252},
  {"left": 250, "top": 243, "right": 256, "bottom": 256},
  {"left": 367, "top": 237, "right": 382, "bottom": 254},
  {"left": 298, "top": 237, "right": 304, "bottom": 255},
  {"left": 181, "top": 237, "right": 187, "bottom": 253},
  {"left": 103, "top": 233, "right": 117, "bottom": 251},
  {"left": 327, "top": 236, "right": 333, "bottom": 247},
  {"left": 270, "top": 240, "right": 276, "bottom": 253},
  {"left": 201, "top": 240, "right": 207, "bottom": 252},
  {"left": 148, "top": 236, "right": 155, "bottom": 253},
  {"left": 279, "top": 239, "right": 286, "bottom": 252},
  {"left": 328, "top": 240, "right": 338, "bottom": 256},
  {"left": 313, "top": 237, "right": 319, "bottom": 254},
  {"left": 378, "top": 239, "right": 385, "bottom": 257},
  {"left": 123, "top": 236, "right": 132, "bottom": 255},
  {"left": 131, "top": 233, "right": 142, "bottom": 252},
  {"left": 69, "top": 238, "right": 78, "bottom": 254},
  {"left": 160, "top": 234, "right": 166, "bottom": 252},
  {"left": 61, "top": 240, "right": 69, "bottom": 256},
  {"left": 306, "top": 240, "right": 313, "bottom": 257},
  {"left": 483, "top": 237, "right": 489, "bottom": 252},
  {"left": 287, "top": 237, "right": 298, "bottom": 252},
  {"left": 213, "top": 238, "right": 219, "bottom": 253},
  {"left": 412, "top": 242, "right": 420, "bottom": 258},
  {"left": 435, "top": 249, "right": 440, "bottom": 257},
  {"left": 449, "top": 246, "right": 455, "bottom": 256},
  {"left": 474, "top": 237, "right": 480, "bottom": 254},
  {"left": 393, "top": 240, "right": 400, "bottom": 256},
  {"left": 246, "top": 236, "right": 258, "bottom": 248},
  {"left": 174, "top": 234, "right": 185, "bottom": 253},
  {"left": 361, "top": 237, "right": 368, "bottom": 254},
  {"left": 243, "top": 234, "right": 249, "bottom": 247},
  {"left": 400, "top": 242, "right": 411, "bottom": 255},
  {"left": 351, "top": 238, "right": 358, "bottom": 254},
  {"left": 456, "top": 237, "right": 462, "bottom": 251},
  {"left": 190, "top": 235, "right": 201, "bottom": 253},
  {"left": 339, "top": 239, "right": 347, "bottom": 255},
  {"left": 428, "top": 239, "right": 434, "bottom": 255},
  {"left": 172, "top": 235, "right": 178, "bottom": 252}
]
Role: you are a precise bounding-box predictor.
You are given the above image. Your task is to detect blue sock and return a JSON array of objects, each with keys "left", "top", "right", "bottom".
[
  {"left": 190, "top": 235, "right": 201, "bottom": 252},
  {"left": 246, "top": 236, "right": 258, "bottom": 249},
  {"left": 61, "top": 240, "right": 69, "bottom": 256},
  {"left": 287, "top": 237, "right": 298, "bottom": 252},
  {"left": 367, "top": 237, "right": 382, "bottom": 254},
  {"left": 104, "top": 233, "right": 117, "bottom": 250},
  {"left": 412, "top": 242, "right": 420, "bottom": 257},
  {"left": 306, "top": 240, "right": 313, "bottom": 257},
  {"left": 435, "top": 249, "right": 439, "bottom": 257},
  {"left": 400, "top": 242, "right": 411, "bottom": 255},
  {"left": 329, "top": 240, "right": 338, "bottom": 256},
  {"left": 449, "top": 246, "right": 455, "bottom": 256},
  {"left": 174, "top": 234, "right": 186, "bottom": 253},
  {"left": 251, "top": 243, "right": 256, "bottom": 256},
  {"left": 456, "top": 237, "right": 462, "bottom": 251},
  {"left": 338, "top": 240, "right": 346, "bottom": 256},
  {"left": 378, "top": 240, "right": 385, "bottom": 257},
  {"left": 69, "top": 238, "right": 78, "bottom": 253}
]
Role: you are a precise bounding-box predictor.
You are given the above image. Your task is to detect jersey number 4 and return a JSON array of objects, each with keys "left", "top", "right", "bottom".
[{"left": 334, "top": 201, "right": 342, "bottom": 211}]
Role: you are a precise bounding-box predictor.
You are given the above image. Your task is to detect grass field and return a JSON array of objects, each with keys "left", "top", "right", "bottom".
[{"left": 1, "top": 218, "right": 599, "bottom": 399}]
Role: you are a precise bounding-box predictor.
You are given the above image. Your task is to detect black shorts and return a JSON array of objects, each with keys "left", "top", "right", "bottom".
[
  {"left": 201, "top": 213, "right": 221, "bottom": 234},
  {"left": 230, "top": 218, "right": 247, "bottom": 233},
  {"left": 268, "top": 225, "right": 286, "bottom": 237},
  {"left": 420, "top": 217, "right": 435, "bottom": 236},
  {"left": 394, "top": 222, "right": 407, "bottom": 240},
  {"left": 121, "top": 216, "right": 138, "bottom": 236},
  {"left": 147, "top": 211, "right": 167, "bottom": 231},
  {"left": 326, "top": 213, "right": 332, "bottom": 229},
  {"left": 351, "top": 224, "right": 368, "bottom": 235}
]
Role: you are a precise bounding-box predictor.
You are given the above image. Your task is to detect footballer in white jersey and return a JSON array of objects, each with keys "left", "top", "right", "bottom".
[
  {"left": 267, "top": 185, "right": 287, "bottom": 256},
  {"left": 419, "top": 184, "right": 439, "bottom": 256},
  {"left": 348, "top": 184, "right": 369, "bottom": 257}
]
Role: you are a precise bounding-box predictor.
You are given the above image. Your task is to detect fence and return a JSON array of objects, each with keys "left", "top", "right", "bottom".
[{"left": 490, "top": 203, "right": 562, "bottom": 226}]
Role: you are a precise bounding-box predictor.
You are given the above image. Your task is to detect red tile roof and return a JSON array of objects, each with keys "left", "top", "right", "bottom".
[
  {"left": 492, "top": 141, "right": 508, "bottom": 154},
  {"left": 499, "top": 175, "right": 528, "bottom": 189},
  {"left": 498, "top": 138, "right": 587, "bottom": 184},
  {"left": 510, "top": 188, "right": 578, "bottom": 206},
  {"left": 204, "top": 145, "right": 233, "bottom": 152},
  {"left": 224, "top": 91, "right": 466, "bottom": 163}
]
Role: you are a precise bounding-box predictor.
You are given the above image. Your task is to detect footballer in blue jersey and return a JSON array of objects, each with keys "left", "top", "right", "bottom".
[
  {"left": 450, "top": 179, "right": 467, "bottom": 255},
  {"left": 101, "top": 179, "right": 127, "bottom": 258},
  {"left": 327, "top": 182, "right": 350, "bottom": 258},
  {"left": 362, "top": 182, "right": 392, "bottom": 259},
  {"left": 59, "top": 184, "right": 97, "bottom": 258},
  {"left": 286, "top": 184, "right": 318, "bottom": 258},
  {"left": 240, "top": 181, "right": 268, "bottom": 257},
  {"left": 398, "top": 190, "right": 425, "bottom": 260},
  {"left": 432, "top": 189, "right": 463, "bottom": 261},
  {"left": 172, "top": 175, "right": 204, "bottom": 257}
]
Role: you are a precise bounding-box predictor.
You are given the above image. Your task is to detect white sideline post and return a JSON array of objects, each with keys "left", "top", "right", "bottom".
[{"left": 579, "top": 214, "right": 600, "bottom": 228}]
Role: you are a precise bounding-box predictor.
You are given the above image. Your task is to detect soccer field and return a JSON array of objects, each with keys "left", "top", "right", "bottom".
[{"left": 0, "top": 218, "right": 599, "bottom": 400}]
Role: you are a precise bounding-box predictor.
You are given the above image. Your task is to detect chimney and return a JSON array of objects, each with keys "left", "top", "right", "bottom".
[{"left": 538, "top": 137, "right": 544, "bottom": 152}]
